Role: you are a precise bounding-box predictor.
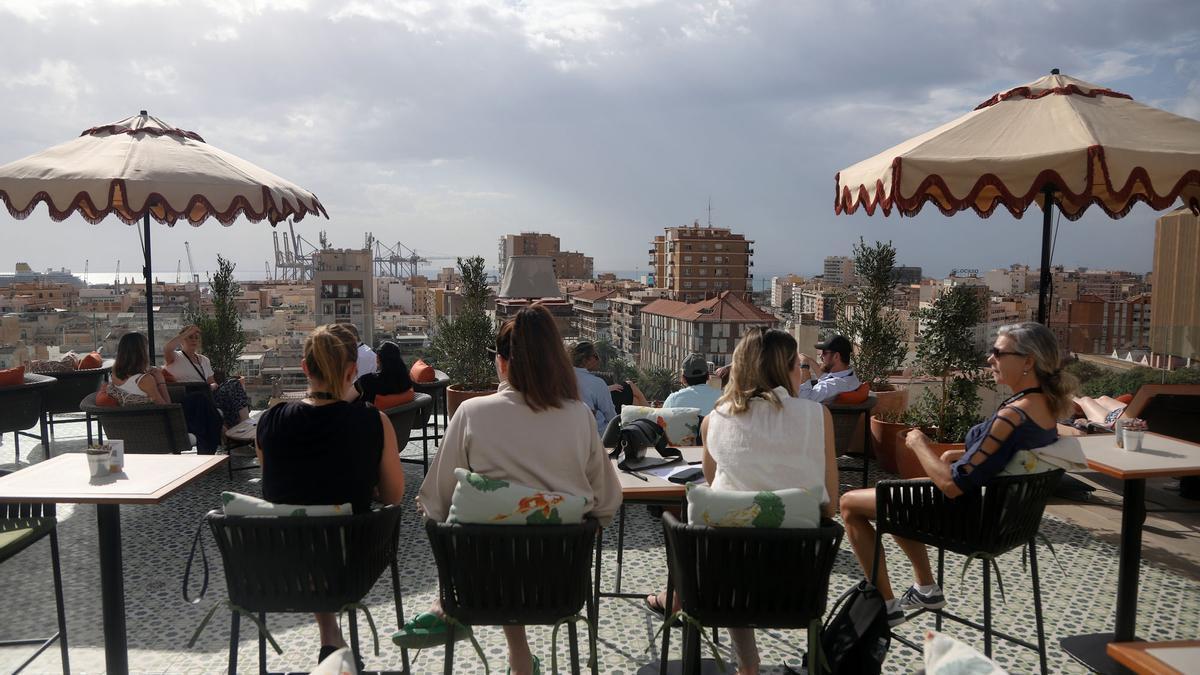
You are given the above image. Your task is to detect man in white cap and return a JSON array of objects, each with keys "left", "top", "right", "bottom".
[{"left": 663, "top": 352, "right": 720, "bottom": 415}]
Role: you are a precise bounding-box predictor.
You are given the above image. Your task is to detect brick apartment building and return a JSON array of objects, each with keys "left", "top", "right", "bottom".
[
  {"left": 649, "top": 223, "right": 753, "bottom": 303},
  {"left": 639, "top": 291, "right": 775, "bottom": 370},
  {"left": 1065, "top": 293, "right": 1152, "bottom": 355}
]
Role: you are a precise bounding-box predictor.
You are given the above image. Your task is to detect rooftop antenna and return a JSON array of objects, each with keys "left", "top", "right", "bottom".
[{"left": 707, "top": 196, "right": 713, "bottom": 227}]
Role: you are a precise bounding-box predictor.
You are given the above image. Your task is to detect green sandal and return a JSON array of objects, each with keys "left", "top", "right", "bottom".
[
  {"left": 391, "top": 612, "right": 472, "bottom": 649},
  {"left": 507, "top": 655, "right": 541, "bottom": 675}
]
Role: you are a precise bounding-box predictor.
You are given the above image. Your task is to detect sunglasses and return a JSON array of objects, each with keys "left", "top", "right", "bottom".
[
  {"left": 988, "top": 347, "right": 1025, "bottom": 359},
  {"left": 487, "top": 347, "right": 510, "bottom": 360}
]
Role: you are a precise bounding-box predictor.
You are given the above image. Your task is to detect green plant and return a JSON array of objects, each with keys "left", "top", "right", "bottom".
[
  {"left": 185, "top": 255, "right": 245, "bottom": 376},
  {"left": 906, "top": 285, "right": 991, "bottom": 443},
  {"left": 636, "top": 365, "right": 678, "bottom": 402},
  {"left": 835, "top": 238, "right": 906, "bottom": 391},
  {"left": 1073, "top": 363, "right": 1200, "bottom": 397},
  {"left": 427, "top": 256, "right": 497, "bottom": 391}
]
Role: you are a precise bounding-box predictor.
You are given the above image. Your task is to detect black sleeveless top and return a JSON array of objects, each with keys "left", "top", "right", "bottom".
[{"left": 256, "top": 400, "right": 384, "bottom": 514}]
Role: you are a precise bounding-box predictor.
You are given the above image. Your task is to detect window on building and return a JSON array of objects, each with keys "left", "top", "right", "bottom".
[{"left": 684, "top": 255, "right": 692, "bottom": 263}]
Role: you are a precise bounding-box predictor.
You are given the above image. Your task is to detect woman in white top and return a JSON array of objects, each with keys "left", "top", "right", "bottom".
[
  {"left": 650, "top": 327, "right": 837, "bottom": 675},
  {"left": 162, "top": 325, "right": 215, "bottom": 384},
  {"left": 413, "top": 304, "right": 622, "bottom": 675},
  {"left": 109, "top": 332, "right": 170, "bottom": 405}
]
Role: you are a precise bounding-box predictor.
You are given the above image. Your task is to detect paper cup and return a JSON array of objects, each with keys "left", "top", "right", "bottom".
[
  {"left": 86, "top": 450, "right": 111, "bottom": 477},
  {"left": 1124, "top": 430, "right": 1145, "bottom": 452}
]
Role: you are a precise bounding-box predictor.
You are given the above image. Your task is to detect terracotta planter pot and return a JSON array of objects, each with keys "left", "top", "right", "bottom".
[
  {"left": 446, "top": 384, "right": 497, "bottom": 419},
  {"left": 869, "top": 416, "right": 910, "bottom": 475},
  {"left": 871, "top": 385, "right": 909, "bottom": 419},
  {"left": 894, "top": 430, "right": 966, "bottom": 479}
]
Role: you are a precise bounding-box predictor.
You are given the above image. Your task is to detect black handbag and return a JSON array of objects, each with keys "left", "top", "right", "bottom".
[{"left": 607, "top": 418, "right": 682, "bottom": 471}]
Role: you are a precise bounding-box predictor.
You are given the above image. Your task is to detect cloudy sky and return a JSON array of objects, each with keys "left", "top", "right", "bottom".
[{"left": 1, "top": 0, "right": 1198, "bottom": 285}]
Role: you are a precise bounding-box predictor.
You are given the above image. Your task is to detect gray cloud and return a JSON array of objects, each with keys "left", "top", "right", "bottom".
[{"left": 1, "top": 0, "right": 1197, "bottom": 283}]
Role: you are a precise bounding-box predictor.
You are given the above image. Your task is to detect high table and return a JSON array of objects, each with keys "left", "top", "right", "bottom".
[
  {"left": 1107, "top": 639, "right": 1200, "bottom": 675},
  {"left": 0, "top": 453, "right": 226, "bottom": 674},
  {"left": 1038, "top": 433, "right": 1200, "bottom": 675}
]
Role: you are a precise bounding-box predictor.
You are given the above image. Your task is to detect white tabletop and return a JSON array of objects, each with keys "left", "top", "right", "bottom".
[
  {"left": 1038, "top": 433, "right": 1200, "bottom": 480},
  {"left": 614, "top": 446, "right": 704, "bottom": 498},
  {"left": 0, "top": 453, "right": 226, "bottom": 505}
]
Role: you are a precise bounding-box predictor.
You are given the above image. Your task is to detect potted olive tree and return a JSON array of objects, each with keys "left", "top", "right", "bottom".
[
  {"left": 185, "top": 255, "right": 246, "bottom": 376},
  {"left": 835, "top": 238, "right": 908, "bottom": 472},
  {"left": 428, "top": 256, "right": 498, "bottom": 417},
  {"left": 896, "top": 285, "right": 991, "bottom": 478}
]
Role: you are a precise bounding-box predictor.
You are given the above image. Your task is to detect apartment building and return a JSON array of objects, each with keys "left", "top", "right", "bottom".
[
  {"left": 313, "top": 249, "right": 374, "bottom": 345},
  {"left": 823, "top": 256, "right": 856, "bottom": 287},
  {"left": 639, "top": 291, "right": 775, "bottom": 370},
  {"left": 649, "top": 223, "right": 753, "bottom": 303},
  {"left": 1150, "top": 207, "right": 1200, "bottom": 367},
  {"left": 770, "top": 274, "right": 806, "bottom": 310},
  {"left": 609, "top": 295, "right": 646, "bottom": 361},
  {"left": 1066, "top": 293, "right": 1153, "bottom": 355},
  {"left": 498, "top": 232, "right": 595, "bottom": 280},
  {"left": 569, "top": 289, "right": 616, "bottom": 343}
]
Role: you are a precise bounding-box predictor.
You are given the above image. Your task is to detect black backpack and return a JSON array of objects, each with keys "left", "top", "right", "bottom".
[{"left": 801, "top": 580, "right": 890, "bottom": 675}]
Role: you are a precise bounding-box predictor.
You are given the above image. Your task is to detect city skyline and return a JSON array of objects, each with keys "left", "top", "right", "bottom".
[{"left": 2, "top": 1, "right": 1198, "bottom": 281}]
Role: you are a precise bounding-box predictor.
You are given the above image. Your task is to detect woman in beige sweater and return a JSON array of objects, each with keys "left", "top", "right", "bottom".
[{"left": 413, "top": 303, "right": 622, "bottom": 675}]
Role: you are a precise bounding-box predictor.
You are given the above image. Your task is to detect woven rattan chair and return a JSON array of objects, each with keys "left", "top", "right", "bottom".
[
  {"left": 80, "top": 392, "right": 192, "bottom": 454},
  {"left": 0, "top": 471, "right": 70, "bottom": 674},
  {"left": 0, "top": 373, "right": 55, "bottom": 464},
  {"left": 828, "top": 395, "right": 877, "bottom": 488},
  {"left": 658, "top": 512, "right": 843, "bottom": 674},
  {"left": 41, "top": 359, "right": 113, "bottom": 446},
  {"left": 206, "top": 504, "right": 409, "bottom": 675},
  {"left": 872, "top": 468, "right": 1064, "bottom": 674},
  {"left": 381, "top": 392, "right": 434, "bottom": 472},
  {"left": 425, "top": 517, "right": 600, "bottom": 675}
]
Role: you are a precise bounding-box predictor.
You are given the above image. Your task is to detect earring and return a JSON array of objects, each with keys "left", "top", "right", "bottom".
[{"left": 1023, "top": 369, "right": 1029, "bottom": 376}]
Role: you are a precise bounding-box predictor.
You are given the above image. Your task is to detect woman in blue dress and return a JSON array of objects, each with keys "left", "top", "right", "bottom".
[{"left": 840, "top": 322, "right": 1077, "bottom": 627}]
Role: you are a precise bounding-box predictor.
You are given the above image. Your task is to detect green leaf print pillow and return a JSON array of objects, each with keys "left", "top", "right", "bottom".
[
  {"left": 448, "top": 468, "right": 589, "bottom": 525},
  {"left": 221, "top": 492, "right": 351, "bottom": 517},
  {"left": 686, "top": 484, "right": 819, "bottom": 529}
]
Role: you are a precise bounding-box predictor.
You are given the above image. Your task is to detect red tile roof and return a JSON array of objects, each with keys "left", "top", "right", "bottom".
[{"left": 641, "top": 291, "right": 776, "bottom": 323}]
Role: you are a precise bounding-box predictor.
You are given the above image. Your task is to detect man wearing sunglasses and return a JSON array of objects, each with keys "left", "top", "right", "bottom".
[{"left": 795, "top": 334, "right": 862, "bottom": 403}]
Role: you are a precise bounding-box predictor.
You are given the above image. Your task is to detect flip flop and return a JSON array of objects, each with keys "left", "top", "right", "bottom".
[
  {"left": 507, "top": 655, "right": 542, "bottom": 675},
  {"left": 391, "top": 612, "right": 471, "bottom": 649},
  {"left": 645, "top": 593, "right": 682, "bottom": 628}
]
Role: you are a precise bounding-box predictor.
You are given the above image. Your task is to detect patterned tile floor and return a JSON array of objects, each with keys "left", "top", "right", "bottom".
[{"left": 1, "top": 419, "right": 1198, "bottom": 674}]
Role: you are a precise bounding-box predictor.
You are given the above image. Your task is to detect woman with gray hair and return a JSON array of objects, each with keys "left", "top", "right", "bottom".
[{"left": 840, "top": 321, "right": 1076, "bottom": 627}]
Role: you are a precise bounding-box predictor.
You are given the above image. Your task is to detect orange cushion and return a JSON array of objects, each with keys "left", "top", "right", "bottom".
[
  {"left": 1116, "top": 393, "right": 1134, "bottom": 405},
  {"left": 0, "top": 365, "right": 25, "bottom": 386},
  {"left": 374, "top": 390, "right": 416, "bottom": 409},
  {"left": 834, "top": 382, "right": 871, "bottom": 404},
  {"left": 410, "top": 359, "right": 436, "bottom": 383},
  {"left": 78, "top": 352, "right": 103, "bottom": 370},
  {"left": 95, "top": 384, "right": 119, "bottom": 407}
]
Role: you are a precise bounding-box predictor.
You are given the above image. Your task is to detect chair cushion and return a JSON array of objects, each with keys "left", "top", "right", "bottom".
[
  {"left": 0, "top": 365, "right": 24, "bottom": 386},
  {"left": 997, "top": 449, "right": 1055, "bottom": 476},
  {"left": 924, "top": 630, "right": 1007, "bottom": 674},
  {"left": 375, "top": 390, "right": 416, "bottom": 409},
  {"left": 1116, "top": 393, "right": 1134, "bottom": 404},
  {"left": 0, "top": 526, "right": 36, "bottom": 551},
  {"left": 619, "top": 406, "right": 702, "bottom": 446},
  {"left": 834, "top": 382, "right": 871, "bottom": 404},
  {"left": 95, "top": 384, "right": 119, "bottom": 407},
  {"left": 221, "top": 492, "right": 351, "bottom": 517},
  {"left": 410, "top": 359, "right": 436, "bottom": 383},
  {"left": 77, "top": 351, "right": 103, "bottom": 370},
  {"left": 448, "top": 468, "right": 588, "bottom": 525},
  {"left": 686, "top": 484, "right": 820, "bottom": 528}
]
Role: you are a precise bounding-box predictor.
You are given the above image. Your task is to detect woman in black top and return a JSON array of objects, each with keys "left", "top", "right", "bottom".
[
  {"left": 255, "top": 323, "right": 406, "bottom": 663},
  {"left": 357, "top": 341, "right": 414, "bottom": 408}
]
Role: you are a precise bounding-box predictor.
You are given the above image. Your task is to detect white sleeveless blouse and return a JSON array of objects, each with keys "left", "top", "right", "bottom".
[{"left": 704, "top": 386, "right": 829, "bottom": 503}]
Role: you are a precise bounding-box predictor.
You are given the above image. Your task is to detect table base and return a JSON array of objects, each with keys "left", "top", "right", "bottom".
[
  {"left": 97, "top": 503, "right": 129, "bottom": 674},
  {"left": 1061, "top": 633, "right": 1133, "bottom": 675}
]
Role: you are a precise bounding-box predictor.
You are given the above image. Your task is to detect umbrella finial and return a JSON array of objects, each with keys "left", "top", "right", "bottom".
[
  {"left": 1050, "top": 68, "right": 1060, "bottom": 75},
  {"left": 139, "top": 110, "right": 148, "bottom": 116}
]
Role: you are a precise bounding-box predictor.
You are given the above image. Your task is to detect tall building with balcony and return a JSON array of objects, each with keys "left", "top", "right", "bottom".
[
  {"left": 1067, "top": 293, "right": 1152, "bottom": 355},
  {"left": 498, "top": 232, "right": 594, "bottom": 280},
  {"left": 823, "top": 256, "right": 856, "bottom": 287},
  {"left": 314, "top": 249, "right": 374, "bottom": 346},
  {"left": 1150, "top": 207, "right": 1200, "bottom": 367},
  {"left": 569, "top": 289, "right": 616, "bottom": 343},
  {"left": 639, "top": 291, "right": 775, "bottom": 370},
  {"left": 648, "top": 222, "right": 753, "bottom": 303},
  {"left": 609, "top": 295, "right": 646, "bottom": 361}
]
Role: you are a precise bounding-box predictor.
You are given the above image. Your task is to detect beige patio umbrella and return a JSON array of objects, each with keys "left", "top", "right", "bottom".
[
  {"left": 835, "top": 70, "right": 1200, "bottom": 322},
  {"left": 0, "top": 111, "right": 327, "bottom": 355}
]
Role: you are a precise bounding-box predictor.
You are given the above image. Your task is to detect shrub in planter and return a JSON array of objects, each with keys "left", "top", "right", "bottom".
[
  {"left": 835, "top": 238, "right": 907, "bottom": 395},
  {"left": 427, "top": 256, "right": 498, "bottom": 416}
]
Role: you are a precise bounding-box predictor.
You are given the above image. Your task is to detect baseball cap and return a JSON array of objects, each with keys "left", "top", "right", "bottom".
[
  {"left": 681, "top": 353, "right": 709, "bottom": 379},
  {"left": 814, "top": 335, "right": 853, "bottom": 362}
]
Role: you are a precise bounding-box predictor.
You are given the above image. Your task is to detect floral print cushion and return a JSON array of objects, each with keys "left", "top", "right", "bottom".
[
  {"left": 448, "top": 468, "right": 588, "bottom": 525},
  {"left": 686, "top": 484, "right": 820, "bottom": 529},
  {"left": 619, "top": 406, "right": 703, "bottom": 446},
  {"left": 997, "top": 449, "right": 1055, "bottom": 476},
  {"left": 923, "top": 630, "right": 1008, "bottom": 674},
  {"left": 221, "top": 491, "right": 351, "bottom": 517}
]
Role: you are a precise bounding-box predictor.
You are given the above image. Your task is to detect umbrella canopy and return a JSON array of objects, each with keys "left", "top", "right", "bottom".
[
  {"left": 0, "top": 111, "right": 327, "bottom": 359},
  {"left": 835, "top": 71, "right": 1200, "bottom": 322},
  {"left": 0, "top": 112, "right": 327, "bottom": 225}
]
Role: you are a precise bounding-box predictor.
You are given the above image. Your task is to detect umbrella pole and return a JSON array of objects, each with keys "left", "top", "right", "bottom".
[
  {"left": 1036, "top": 185, "right": 1055, "bottom": 324},
  {"left": 143, "top": 211, "right": 155, "bottom": 364}
]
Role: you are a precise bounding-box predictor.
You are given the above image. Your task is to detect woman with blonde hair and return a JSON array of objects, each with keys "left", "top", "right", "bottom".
[
  {"left": 255, "top": 323, "right": 406, "bottom": 665},
  {"left": 840, "top": 321, "right": 1074, "bottom": 628},
  {"left": 647, "top": 327, "right": 837, "bottom": 675}
]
